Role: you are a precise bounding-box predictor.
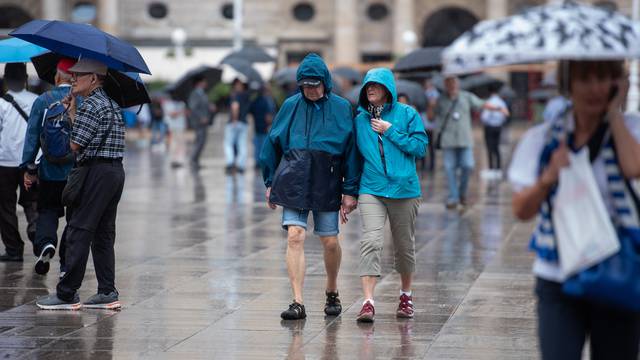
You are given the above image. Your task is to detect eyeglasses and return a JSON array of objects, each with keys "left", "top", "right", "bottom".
[{"left": 71, "top": 72, "right": 92, "bottom": 80}]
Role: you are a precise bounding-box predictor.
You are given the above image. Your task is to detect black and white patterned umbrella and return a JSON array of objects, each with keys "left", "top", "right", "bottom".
[{"left": 443, "top": 1, "right": 640, "bottom": 74}]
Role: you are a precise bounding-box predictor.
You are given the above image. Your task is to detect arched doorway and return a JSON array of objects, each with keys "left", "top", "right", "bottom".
[
  {"left": 0, "top": 6, "right": 32, "bottom": 29},
  {"left": 421, "top": 7, "right": 478, "bottom": 47}
]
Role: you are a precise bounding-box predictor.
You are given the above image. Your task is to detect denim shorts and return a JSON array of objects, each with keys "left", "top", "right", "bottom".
[{"left": 282, "top": 208, "right": 339, "bottom": 236}]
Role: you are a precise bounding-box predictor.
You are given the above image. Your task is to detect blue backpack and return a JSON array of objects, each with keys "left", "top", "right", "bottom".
[{"left": 40, "top": 101, "right": 74, "bottom": 164}]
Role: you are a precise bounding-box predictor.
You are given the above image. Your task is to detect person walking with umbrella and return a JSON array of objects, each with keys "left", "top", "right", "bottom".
[
  {"left": 36, "top": 58, "right": 125, "bottom": 310},
  {"left": 443, "top": 2, "right": 640, "bottom": 358},
  {"left": 21, "top": 57, "right": 76, "bottom": 276}
]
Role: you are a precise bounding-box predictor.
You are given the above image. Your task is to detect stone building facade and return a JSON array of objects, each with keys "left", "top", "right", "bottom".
[{"left": 0, "top": 0, "right": 630, "bottom": 78}]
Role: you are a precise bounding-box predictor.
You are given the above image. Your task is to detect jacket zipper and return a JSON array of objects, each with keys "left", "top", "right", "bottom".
[{"left": 378, "top": 135, "right": 387, "bottom": 176}]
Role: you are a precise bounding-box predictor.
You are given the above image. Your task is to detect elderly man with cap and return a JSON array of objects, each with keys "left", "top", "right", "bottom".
[
  {"left": 21, "top": 58, "right": 77, "bottom": 276},
  {"left": 260, "top": 53, "right": 361, "bottom": 320},
  {"left": 36, "top": 58, "right": 125, "bottom": 310},
  {"left": 0, "top": 62, "right": 38, "bottom": 262}
]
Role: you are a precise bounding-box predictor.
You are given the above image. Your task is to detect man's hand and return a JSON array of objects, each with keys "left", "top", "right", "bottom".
[
  {"left": 340, "top": 195, "right": 358, "bottom": 224},
  {"left": 265, "top": 187, "right": 277, "bottom": 210},
  {"left": 371, "top": 118, "right": 392, "bottom": 134},
  {"left": 23, "top": 172, "right": 37, "bottom": 191},
  {"left": 62, "top": 95, "right": 77, "bottom": 123}
]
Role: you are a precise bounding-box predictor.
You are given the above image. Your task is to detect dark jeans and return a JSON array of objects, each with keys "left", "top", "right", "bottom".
[
  {"left": 35, "top": 180, "right": 68, "bottom": 269},
  {"left": 56, "top": 162, "right": 124, "bottom": 301},
  {"left": 483, "top": 125, "right": 502, "bottom": 170},
  {"left": 191, "top": 126, "right": 208, "bottom": 165},
  {"left": 536, "top": 278, "right": 640, "bottom": 360},
  {"left": 0, "top": 166, "right": 38, "bottom": 257}
]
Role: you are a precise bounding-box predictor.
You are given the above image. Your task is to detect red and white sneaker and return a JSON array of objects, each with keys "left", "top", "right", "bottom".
[
  {"left": 396, "top": 294, "right": 414, "bottom": 318},
  {"left": 357, "top": 301, "right": 375, "bottom": 323}
]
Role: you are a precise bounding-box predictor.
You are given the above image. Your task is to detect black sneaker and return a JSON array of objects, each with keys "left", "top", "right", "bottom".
[
  {"left": 35, "top": 244, "right": 55, "bottom": 275},
  {"left": 281, "top": 301, "right": 306, "bottom": 320},
  {"left": 324, "top": 291, "right": 342, "bottom": 316}
]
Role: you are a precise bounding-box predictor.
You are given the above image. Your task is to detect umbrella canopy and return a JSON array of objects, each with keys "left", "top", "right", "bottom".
[
  {"left": 10, "top": 19, "right": 151, "bottom": 74},
  {"left": 345, "top": 80, "right": 427, "bottom": 112},
  {"left": 460, "top": 73, "right": 504, "bottom": 91},
  {"left": 165, "top": 66, "right": 222, "bottom": 102},
  {"left": 332, "top": 67, "right": 362, "bottom": 84},
  {"left": 222, "top": 58, "right": 263, "bottom": 85},
  {"left": 443, "top": 2, "right": 640, "bottom": 75},
  {"left": 31, "top": 52, "right": 150, "bottom": 108},
  {"left": 273, "top": 67, "right": 297, "bottom": 85},
  {"left": 393, "top": 47, "right": 444, "bottom": 73},
  {"left": 0, "top": 38, "right": 47, "bottom": 63},
  {"left": 220, "top": 46, "right": 275, "bottom": 64}
]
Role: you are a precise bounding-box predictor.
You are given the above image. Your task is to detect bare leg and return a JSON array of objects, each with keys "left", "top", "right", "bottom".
[
  {"left": 400, "top": 273, "right": 413, "bottom": 293},
  {"left": 286, "top": 226, "right": 306, "bottom": 303},
  {"left": 361, "top": 276, "right": 377, "bottom": 300},
  {"left": 320, "top": 236, "right": 341, "bottom": 292}
]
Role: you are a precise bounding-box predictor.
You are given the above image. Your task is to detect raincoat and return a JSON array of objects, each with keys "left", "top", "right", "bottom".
[
  {"left": 355, "top": 68, "right": 428, "bottom": 199},
  {"left": 260, "top": 53, "right": 360, "bottom": 211}
]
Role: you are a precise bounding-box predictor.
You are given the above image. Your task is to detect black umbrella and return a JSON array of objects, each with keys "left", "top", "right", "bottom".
[
  {"left": 393, "top": 47, "right": 444, "bottom": 73},
  {"left": 220, "top": 46, "right": 274, "bottom": 64},
  {"left": 31, "top": 52, "right": 150, "bottom": 107},
  {"left": 499, "top": 85, "right": 517, "bottom": 99},
  {"left": 460, "top": 74, "right": 504, "bottom": 91},
  {"left": 165, "top": 65, "right": 222, "bottom": 102},
  {"left": 223, "top": 58, "right": 263, "bottom": 85},
  {"left": 529, "top": 88, "right": 558, "bottom": 101},
  {"left": 332, "top": 67, "right": 362, "bottom": 84},
  {"left": 273, "top": 67, "right": 297, "bottom": 85}
]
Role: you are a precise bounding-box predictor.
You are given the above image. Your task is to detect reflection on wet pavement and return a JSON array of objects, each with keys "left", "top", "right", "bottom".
[{"left": 0, "top": 125, "right": 538, "bottom": 359}]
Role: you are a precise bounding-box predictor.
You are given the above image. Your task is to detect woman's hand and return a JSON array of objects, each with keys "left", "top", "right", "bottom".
[
  {"left": 607, "top": 76, "right": 629, "bottom": 120},
  {"left": 540, "top": 142, "right": 570, "bottom": 188},
  {"left": 371, "top": 118, "right": 391, "bottom": 134},
  {"left": 265, "top": 187, "right": 276, "bottom": 210}
]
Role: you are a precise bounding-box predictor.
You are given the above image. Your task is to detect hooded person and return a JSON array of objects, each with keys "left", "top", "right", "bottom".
[
  {"left": 259, "top": 53, "right": 361, "bottom": 320},
  {"left": 353, "top": 68, "right": 428, "bottom": 323}
]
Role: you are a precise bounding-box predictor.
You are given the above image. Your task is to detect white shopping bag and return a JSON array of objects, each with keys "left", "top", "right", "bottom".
[{"left": 552, "top": 148, "right": 620, "bottom": 279}]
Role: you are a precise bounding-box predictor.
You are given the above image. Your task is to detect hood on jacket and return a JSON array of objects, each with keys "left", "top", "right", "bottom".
[
  {"left": 296, "top": 53, "right": 333, "bottom": 95},
  {"left": 358, "top": 67, "right": 397, "bottom": 110}
]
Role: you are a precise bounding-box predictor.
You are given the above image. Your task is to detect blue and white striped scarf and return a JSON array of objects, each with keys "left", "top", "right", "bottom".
[{"left": 530, "top": 115, "right": 640, "bottom": 261}]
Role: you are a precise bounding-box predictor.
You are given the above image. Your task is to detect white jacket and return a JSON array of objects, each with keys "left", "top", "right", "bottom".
[{"left": 0, "top": 90, "right": 37, "bottom": 167}]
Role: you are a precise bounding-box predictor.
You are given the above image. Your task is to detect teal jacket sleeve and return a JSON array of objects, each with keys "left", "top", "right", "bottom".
[
  {"left": 21, "top": 96, "right": 46, "bottom": 167},
  {"left": 383, "top": 107, "right": 428, "bottom": 158},
  {"left": 341, "top": 120, "right": 362, "bottom": 197},
  {"left": 259, "top": 99, "right": 293, "bottom": 187}
]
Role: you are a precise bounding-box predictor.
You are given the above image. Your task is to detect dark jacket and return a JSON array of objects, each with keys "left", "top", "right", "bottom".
[{"left": 259, "top": 53, "right": 361, "bottom": 211}]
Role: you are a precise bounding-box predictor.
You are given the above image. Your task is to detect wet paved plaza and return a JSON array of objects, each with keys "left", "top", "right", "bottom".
[{"left": 0, "top": 122, "right": 539, "bottom": 359}]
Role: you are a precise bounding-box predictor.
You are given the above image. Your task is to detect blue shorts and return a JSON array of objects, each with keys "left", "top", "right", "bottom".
[{"left": 282, "top": 208, "right": 339, "bottom": 237}]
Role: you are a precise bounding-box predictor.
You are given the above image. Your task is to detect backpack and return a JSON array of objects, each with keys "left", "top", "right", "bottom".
[{"left": 40, "top": 101, "right": 74, "bottom": 164}]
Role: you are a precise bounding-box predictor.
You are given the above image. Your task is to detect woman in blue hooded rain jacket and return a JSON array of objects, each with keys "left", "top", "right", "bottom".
[{"left": 353, "top": 68, "right": 427, "bottom": 323}]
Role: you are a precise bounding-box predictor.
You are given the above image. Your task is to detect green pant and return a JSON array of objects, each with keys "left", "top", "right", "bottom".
[{"left": 358, "top": 194, "right": 420, "bottom": 277}]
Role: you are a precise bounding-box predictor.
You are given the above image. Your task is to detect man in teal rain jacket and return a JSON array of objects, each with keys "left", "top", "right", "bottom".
[
  {"left": 353, "top": 68, "right": 427, "bottom": 323},
  {"left": 260, "top": 53, "right": 361, "bottom": 320}
]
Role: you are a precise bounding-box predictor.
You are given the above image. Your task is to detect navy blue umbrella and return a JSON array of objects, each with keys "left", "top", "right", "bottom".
[
  {"left": 31, "top": 52, "right": 150, "bottom": 108},
  {"left": 10, "top": 20, "right": 151, "bottom": 74}
]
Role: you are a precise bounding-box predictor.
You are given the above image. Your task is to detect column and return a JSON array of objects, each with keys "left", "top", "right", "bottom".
[
  {"left": 486, "top": 0, "right": 508, "bottom": 19},
  {"left": 99, "top": 0, "right": 118, "bottom": 35},
  {"left": 334, "top": 0, "right": 359, "bottom": 65},
  {"left": 43, "top": 0, "right": 64, "bottom": 20},
  {"left": 393, "top": 0, "right": 415, "bottom": 56}
]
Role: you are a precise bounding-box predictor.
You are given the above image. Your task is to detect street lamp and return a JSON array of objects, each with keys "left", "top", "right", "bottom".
[
  {"left": 401, "top": 30, "right": 417, "bottom": 55},
  {"left": 171, "top": 27, "right": 187, "bottom": 59}
]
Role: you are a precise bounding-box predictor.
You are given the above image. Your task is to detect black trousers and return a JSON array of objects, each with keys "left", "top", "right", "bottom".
[
  {"left": 483, "top": 125, "right": 502, "bottom": 170},
  {"left": 35, "top": 180, "right": 68, "bottom": 269},
  {"left": 0, "top": 166, "right": 38, "bottom": 257},
  {"left": 536, "top": 278, "right": 640, "bottom": 360},
  {"left": 56, "top": 162, "right": 124, "bottom": 301}
]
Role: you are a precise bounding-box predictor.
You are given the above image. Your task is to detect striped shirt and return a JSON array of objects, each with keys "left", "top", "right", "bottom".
[{"left": 71, "top": 87, "right": 125, "bottom": 161}]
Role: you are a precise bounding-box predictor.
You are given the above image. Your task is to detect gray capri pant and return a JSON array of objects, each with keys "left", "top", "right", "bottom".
[{"left": 358, "top": 194, "right": 420, "bottom": 277}]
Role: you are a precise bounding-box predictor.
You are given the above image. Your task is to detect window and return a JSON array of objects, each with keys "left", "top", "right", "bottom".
[
  {"left": 287, "top": 51, "right": 321, "bottom": 65},
  {"left": 292, "top": 3, "right": 315, "bottom": 22},
  {"left": 367, "top": 3, "right": 389, "bottom": 21},
  {"left": 221, "top": 3, "right": 234, "bottom": 20},
  {"left": 148, "top": 2, "right": 168, "bottom": 19},
  {"left": 71, "top": 2, "right": 97, "bottom": 23},
  {"left": 594, "top": 1, "right": 617, "bottom": 12}
]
